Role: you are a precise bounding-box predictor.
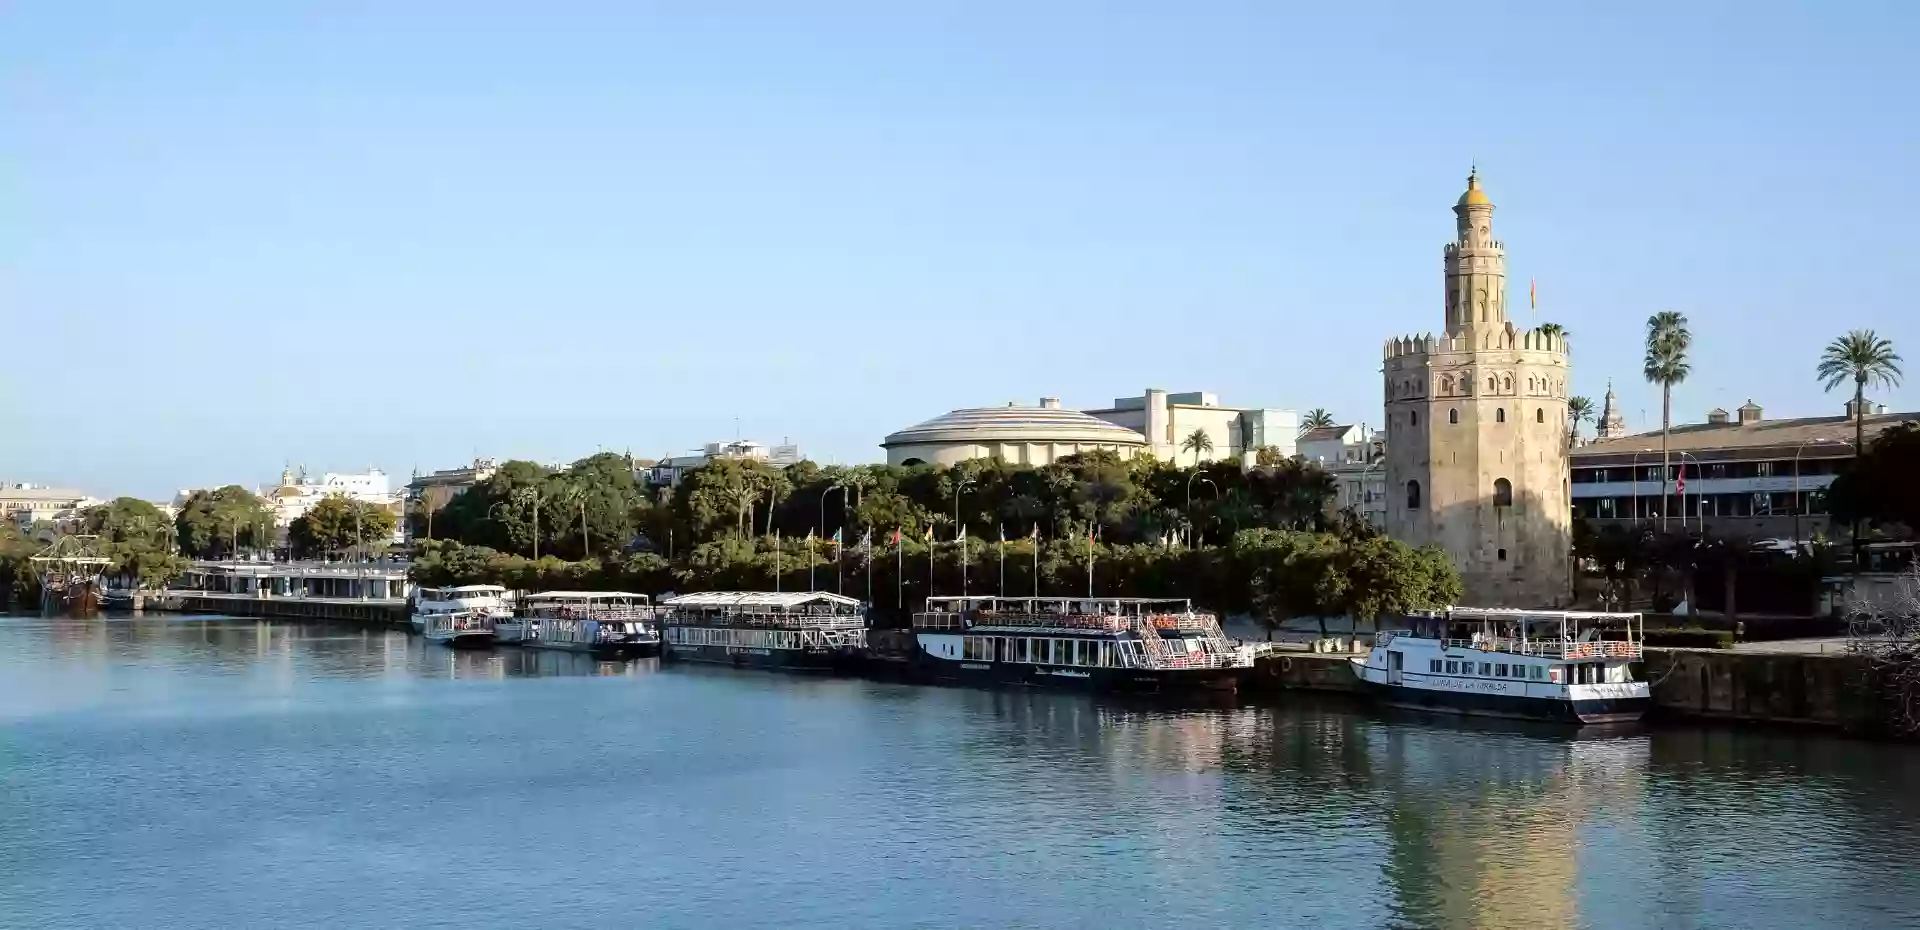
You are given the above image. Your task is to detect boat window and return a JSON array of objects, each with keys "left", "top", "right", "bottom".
[
  {"left": 1495, "top": 663, "right": 1508, "bottom": 677},
  {"left": 1430, "top": 659, "right": 1442, "bottom": 673},
  {"left": 1445, "top": 660, "right": 1459, "bottom": 674},
  {"left": 1479, "top": 662, "right": 1492, "bottom": 676},
  {"left": 1530, "top": 665, "right": 1544, "bottom": 680}
]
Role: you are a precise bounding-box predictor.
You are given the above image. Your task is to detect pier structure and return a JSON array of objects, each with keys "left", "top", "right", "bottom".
[{"left": 176, "top": 559, "right": 410, "bottom": 601}]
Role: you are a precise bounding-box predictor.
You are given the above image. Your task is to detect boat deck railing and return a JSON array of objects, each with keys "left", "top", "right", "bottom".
[
  {"left": 671, "top": 610, "right": 866, "bottom": 630},
  {"left": 1380, "top": 630, "right": 1641, "bottom": 660},
  {"left": 913, "top": 611, "right": 1219, "bottom": 634}
]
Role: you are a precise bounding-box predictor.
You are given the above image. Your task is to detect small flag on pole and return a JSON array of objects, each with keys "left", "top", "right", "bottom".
[
  {"left": 923, "top": 526, "right": 934, "bottom": 541},
  {"left": 830, "top": 527, "right": 842, "bottom": 546},
  {"left": 1030, "top": 524, "right": 1039, "bottom": 540},
  {"left": 1530, "top": 278, "right": 1536, "bottom": 314}
]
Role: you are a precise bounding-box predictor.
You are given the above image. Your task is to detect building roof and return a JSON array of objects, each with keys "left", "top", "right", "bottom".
[
  {"left": 1457, "top": 169, "right": 1491, "bottom": 207},
  {"left": 1573, "top": 411, "right": 1919, "bottom": 464},
  {"left": 882, "top": 404, "right": 1148, "bottom": 449},
  {"left": 1297, "top": 425, "right": 1354, "bottom": 444},
  {"left": 0, "top": 485, "right": 87, "bottom": 502},
  {"left": 661, "top": 591, "right": 863, "bottom": 610}
]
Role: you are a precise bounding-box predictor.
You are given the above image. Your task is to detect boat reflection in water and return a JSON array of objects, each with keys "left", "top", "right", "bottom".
[{"left": 432, "top": 645, "right": 664, "bottom": 680}]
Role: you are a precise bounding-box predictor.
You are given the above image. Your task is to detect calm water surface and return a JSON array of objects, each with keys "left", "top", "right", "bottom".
[{"left": 4, "top": 613, "right": 1920, "bottom": 930}]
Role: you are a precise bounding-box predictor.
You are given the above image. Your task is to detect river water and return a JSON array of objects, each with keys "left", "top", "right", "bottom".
[{"left": 3, "top": 614, "right": 1919, "bottom": 930}]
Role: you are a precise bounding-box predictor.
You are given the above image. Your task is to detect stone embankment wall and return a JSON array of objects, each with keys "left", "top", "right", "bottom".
[
  {"left": 1642, "top": 649, "right": 1881, "bottom": 732},
  {"left": 1243, "top": 652, "right": 1363, "bottom": 694},
  {"left": 1246, "top": 647, "right": 1897, "bottom": 736}
]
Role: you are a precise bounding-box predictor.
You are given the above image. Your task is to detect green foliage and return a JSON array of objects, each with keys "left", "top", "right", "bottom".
[
  {"left": 1828, "top": 421, "right": 1920, "bottom": 534},
  {"left": 82, "top": 497, "right": 187, "bottom": 587},
  {"left": 173, "top": 486, "right": 277, "bottom": 558},
  {"left": 1299, "top": 409, "right": 1336, "bottom": 434},
  {"left": 1179, "top": 428, "right": 1215, "bottom": 465},
  {"left": 409, "top": 447, "right": 1412, "bottom": 621},
  {"left": 289, "top": 495, "right": 397, "bottom": 559},
  {"left": 1240, "top": 528, "right": 1460, "bottom": 638},
  {"left": 1566, "top": 395, "right": 1594, "bottom": 447},
  {"left": 0, "top": 522, "right": 43, "bottom": 605}
]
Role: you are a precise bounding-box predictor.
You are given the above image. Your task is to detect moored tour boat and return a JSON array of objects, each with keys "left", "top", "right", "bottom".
[
  {"left": 657, "top": 591, "right": 866, "bottom": 672},
  {"left": 1350, "top": 607, "right": 1651, "bottom": 724},
  {"left": 423, "top": 609, "right": 497, "bottom": 648},
  {"left": 519, "top": 591, "right": 662, "bottom": 658},
  {"left": 412, "top": 584, "right": 515, "bottom": 634},
  {"left": 908, "top": 596, "right": 1252, "bottom": 695}
]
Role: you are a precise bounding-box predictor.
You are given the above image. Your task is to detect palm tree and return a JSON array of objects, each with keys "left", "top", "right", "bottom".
[
  {"left": 1179, "top": 428, "right": 1214, "bottom": 466},
  {"left": 1643, "top": 311, "right": 1692, "bottom": 529},
  {"left": 1817, "top": 330, "right": 1902, "bottom": 561},
  {"left": 1299, "top": 409, "right": 1336, "bottom": 435},
  {"left": 722, "top": 484, "right": 758, "bottom": 538},
  {"left": 1566, "top": 395, "right": 1595, "bottom": 450},
  {"left": 1818, "top": 329, "right": 1903, "bottom": 457},
  {"left": 1537, "top": 322, "right": 1570, "bottom": 348},
  {"left": 1253, "top": 444, "right": 1286, "bottom": 467}
]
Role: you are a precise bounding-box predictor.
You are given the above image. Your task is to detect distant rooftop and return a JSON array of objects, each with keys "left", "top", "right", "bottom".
[
  {"left": 1297, "top": 425, "right": 1356, "bottom": 444},
  {"left": 1576, "top": 409, "right": 1918, "bottom": 462}
]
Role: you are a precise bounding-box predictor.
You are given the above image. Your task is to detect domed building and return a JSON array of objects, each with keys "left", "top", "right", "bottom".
[{"left": 881, "top": 398, "right": 1149, "bottom": 467}]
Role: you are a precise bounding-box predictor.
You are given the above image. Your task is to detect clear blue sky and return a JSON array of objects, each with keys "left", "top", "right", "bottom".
[{"left": 3, "top": 2, "right": 1915, "bottom": 499}]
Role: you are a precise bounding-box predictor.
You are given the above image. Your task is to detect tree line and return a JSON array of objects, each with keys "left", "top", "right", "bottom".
[{"left": 409, "top": 450, "right": 1462, "bottom": 632}]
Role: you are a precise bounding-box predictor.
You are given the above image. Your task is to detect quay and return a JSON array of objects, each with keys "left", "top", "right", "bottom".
[{"left": 1240, "top": 640, "right": 1890, "bottom": 736}]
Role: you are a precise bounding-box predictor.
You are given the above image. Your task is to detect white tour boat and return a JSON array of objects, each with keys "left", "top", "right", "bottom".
[
  {"left": 423, "top": 609, "right": 498, "bottom": 648},
  {"left": 411, "top": 584, "right": 514, "bottom": 634},
  {"left": 519, "top": 591, "right": 662, "bottom": 658},
  {"left": 1351, "top": 607, "right": 1650, "bottom": 724}
]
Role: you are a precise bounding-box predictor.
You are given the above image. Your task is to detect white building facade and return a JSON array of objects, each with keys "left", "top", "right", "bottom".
[
  {"left": 1084, "top": 389, "right": 1299, "bottom": 466},
  {"left": 1298, "top": 425, "right": 1388, "bottom": 527}
]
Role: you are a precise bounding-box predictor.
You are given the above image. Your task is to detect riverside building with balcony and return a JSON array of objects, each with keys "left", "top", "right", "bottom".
[{"left": 1570, "top": 398, "right": 1915, "bottom": 543}]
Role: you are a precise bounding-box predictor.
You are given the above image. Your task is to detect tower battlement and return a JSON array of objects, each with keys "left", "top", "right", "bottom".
[{"left": 1384, "top": 326, "right": 1569, "bottom": 360}]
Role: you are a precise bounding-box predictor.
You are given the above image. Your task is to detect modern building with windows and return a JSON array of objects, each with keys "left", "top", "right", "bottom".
[
  {"left": 0, "top": 483, "right": 94, "bottom": 529},
  {"left": 1571, "top": 398, "right": 1914, "bottom": 542},
  {"left": 1083, "top": 389, "right": 1299, "bottom": 466}
]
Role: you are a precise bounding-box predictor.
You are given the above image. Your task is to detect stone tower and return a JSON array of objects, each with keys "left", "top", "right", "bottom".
[
  {"left": 1596, "top": 380, "right": 1626, "bottom": 440},
  {"left": 1382, "top": 170, "right": 1572, "bottom": 607}
]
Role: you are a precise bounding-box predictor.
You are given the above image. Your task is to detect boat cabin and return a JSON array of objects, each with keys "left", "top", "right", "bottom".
[
  {"left": 1383, "top": 608, "right": 1644, "bottom": 686},
  {"left": 911, "top": 596, "right": 1247, "bottom": 671}
]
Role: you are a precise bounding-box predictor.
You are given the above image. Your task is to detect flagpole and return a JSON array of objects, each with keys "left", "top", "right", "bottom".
[
  {"left": 836, "top": 528, "right": 843, "bottom": 595},
  {"left": 775, "top": 532, "right": 782, "bottom": 593},
  {"left": 998, "top": 525, "right": 1005, "bottom": 598},
  {"left": 1086, "top": 530, "right": 1094, "bottom": 597},
  {"left": 895, "top": 529, "right": 903, "bottom": 611},
  {"left": 1032, "top": 524, "right": 1039, "bottom": 599},
  {"left": 808, "top": 532, "right": 815, "bottom": 593},
  {"left": 961, "top": 525, "right": 968, "bottom": 596},
  {"left": 928, "top": 529, "right": 935, "bottom": 599},
  {"left": 865, "top": 530, "right": 873, "bottom": 607}
]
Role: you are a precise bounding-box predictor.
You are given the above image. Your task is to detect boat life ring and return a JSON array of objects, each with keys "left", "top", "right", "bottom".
[{"left": 1281, "top": 657, "right": 1294, "bottom": 672}]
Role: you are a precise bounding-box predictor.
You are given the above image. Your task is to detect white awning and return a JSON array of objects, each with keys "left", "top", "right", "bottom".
[{"left": 661, "top": 591, "right": 863, "bottom": 610}]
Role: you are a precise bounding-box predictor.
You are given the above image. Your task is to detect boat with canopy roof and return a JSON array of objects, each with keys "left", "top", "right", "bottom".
[
  {"left": 908, "top": 596, "right": 1252, "bottom": 694},
  {"left": 1351, "top": 607, "right": 1650, "bottom": 724}
]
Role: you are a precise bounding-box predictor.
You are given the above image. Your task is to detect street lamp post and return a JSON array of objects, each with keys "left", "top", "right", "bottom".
[
  {"left": 1793, "top": 437, "right": 1852, "bottom": 546},
  {"left": 816, "top": 484, "right": 845, "bottom": 594}
]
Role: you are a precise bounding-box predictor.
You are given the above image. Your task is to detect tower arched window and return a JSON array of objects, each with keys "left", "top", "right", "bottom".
[
  {"left": 1407, "top": 480, "right": 1422, "bottom": 510},
  {"left": 1448, "top": 408, "right": 1459, "bottom": 425},
  {"left": 1502, "top": 375, "right": 1513, "bottom": 392},
  {"left": 1536, "top": 408, "right": 1545, "bottom": 424},
  {"left": 1495, "top": 408, "right": 1506, "bottom": 423},
  {"left": 1410, "top": 410, "right": 1419, "bottom": 427},
  {"left": 1488, "top": 377, "right": 1497, "bottom": 392},
  {"left": 1442, "top": 375, "right": 1453, "bottom": 394},
  {"left": 1494, "top": 478, "right": 1513, "bottom": 507}
]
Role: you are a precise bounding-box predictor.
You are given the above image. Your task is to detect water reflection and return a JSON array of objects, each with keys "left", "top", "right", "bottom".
[{"left": 5, "top": 613, "right": 1920, "bottom": 929}]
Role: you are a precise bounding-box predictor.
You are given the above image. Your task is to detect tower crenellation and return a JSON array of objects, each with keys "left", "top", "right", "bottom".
[{"left": 1383, "top": 170, "right": 1573, "bottom": 607}]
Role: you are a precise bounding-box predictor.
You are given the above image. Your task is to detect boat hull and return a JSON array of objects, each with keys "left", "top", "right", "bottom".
[
  {"left": 661, "top": 641, "right": 857, "bottom": 673},
  {"left": 523, "top": 638, "right": 661, "bottom": 659},
  {"left": 911, "top": 653, "right": 1241, "bottom": 695},
  {"left": 426, "top": 631, "right": 496, "bottom": 649},
  {"left": 1358, "top": 677, "right": 1648, "bottom": 724}
]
